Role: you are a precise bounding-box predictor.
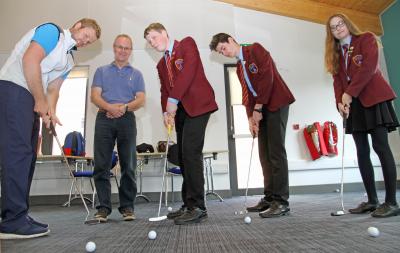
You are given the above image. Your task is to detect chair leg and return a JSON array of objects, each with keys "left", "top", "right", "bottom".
[
  {"left": 89, "top": 178, "right": 96, "bottom": 209},
  {"left": 114, "top": 175, "right": 120, "bottom": 189},
  {"left": 62, "top": 178, "right": 75, "bottom": 207},
  {"left": 171, "top": 174, "right": 174, "bottom": 203}
]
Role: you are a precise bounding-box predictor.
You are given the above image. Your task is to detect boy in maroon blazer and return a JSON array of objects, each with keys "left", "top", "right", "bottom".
[
  {"left": 144, "top": 23, "right": 218, "bottom": 225},
  {"left": 210, "top": 33, "right": 295, "bottom": 218}
]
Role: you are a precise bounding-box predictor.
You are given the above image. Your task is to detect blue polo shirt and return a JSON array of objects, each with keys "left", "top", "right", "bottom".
[{"left": 92, "top": 62, "right": 146, "bottom": 104}]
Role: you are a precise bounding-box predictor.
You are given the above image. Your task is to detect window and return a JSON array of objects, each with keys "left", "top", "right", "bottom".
[{"left": 39, "top": 66, "right": 89, "bottom": 155}]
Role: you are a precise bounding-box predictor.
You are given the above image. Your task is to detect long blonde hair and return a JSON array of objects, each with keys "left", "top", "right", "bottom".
[{"left": 324, "top": 13, "right": 363, "bottom": 75}]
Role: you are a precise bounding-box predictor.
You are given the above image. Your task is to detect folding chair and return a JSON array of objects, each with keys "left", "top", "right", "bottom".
[{"left": 62, "top": 151, "right": 119, "bottom": 209}]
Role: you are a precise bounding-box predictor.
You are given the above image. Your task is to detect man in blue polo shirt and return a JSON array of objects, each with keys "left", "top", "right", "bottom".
[
  {"left": 0, "top": 19, "right": 101, "bottom": 239},
  {"left": 91, "top": 34, "right": 145, "bottom": 222}
]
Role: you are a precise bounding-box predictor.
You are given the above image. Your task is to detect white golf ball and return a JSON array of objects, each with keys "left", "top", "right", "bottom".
[
  {"left": 244, "top": 216, "right": 251, "bottom": 224},
  {"left": 335, "top": 189, "right": 340, "bottom": 193},
  {"left": 148, "top": 230, "right": 157, "bottom": 240},
  {"left": 167, "top": 206, "right": 172, "bottom": 212},
  {"left": 85, "top": 241, "right": 96, "bottom": 252},
  {"left": 367, "top": 227, "right": 380, "bottom": 237}
]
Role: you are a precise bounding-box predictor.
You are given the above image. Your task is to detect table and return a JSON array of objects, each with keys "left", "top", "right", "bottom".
[
  {"left": 136, "top": 150, "right": 228, "bottom": 204},
  {"left": 203, "top": 150, "right": 228, "bottom": 202},
  {"left": 135, "top": 152, "right": 166, "bottom": 202},
  {"left": 37, "top": 155, "right": 95, "bottom": 207}
]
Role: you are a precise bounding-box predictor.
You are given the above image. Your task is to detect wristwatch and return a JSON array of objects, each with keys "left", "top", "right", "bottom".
[{"left": 253, "top": 108, "right": 263, "bottom": 113}]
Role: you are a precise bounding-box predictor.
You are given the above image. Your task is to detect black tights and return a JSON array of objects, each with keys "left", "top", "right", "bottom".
[{"left": 352, "top": 127, "right": 397, "bottom": 205}]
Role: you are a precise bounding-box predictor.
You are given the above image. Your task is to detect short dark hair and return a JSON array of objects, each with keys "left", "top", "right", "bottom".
[
  {"left": 144, "top": 23, "right": 167, "bottom": 38},
  {"left": 209, "top": 33, "right": 234, "bottom": 51}
]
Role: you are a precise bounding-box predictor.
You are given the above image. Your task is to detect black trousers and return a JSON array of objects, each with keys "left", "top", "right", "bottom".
[
  {"left": 352, "top": 127, "right": 397, "bottom": 205},
  {"left": 258, "top": 105, "right": 290, "bottom": 206},
  {"left": 93, "top": 112, "right": 137, "bottom": 213},
  {"left": 175, "top": 104, "right": 211, "bottom": 210},
  {"left": 0, "top": 81, "right": 40, "bottom": 232}
]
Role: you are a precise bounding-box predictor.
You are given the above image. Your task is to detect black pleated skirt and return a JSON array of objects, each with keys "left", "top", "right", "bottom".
[{"left": 346, "top": 97, "right": 399, "bottom": 134}]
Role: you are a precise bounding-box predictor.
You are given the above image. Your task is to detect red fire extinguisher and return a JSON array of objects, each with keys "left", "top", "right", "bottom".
[
  {"left": 323, "top": 121, "right": 338, "bottom": 156},
  {"left": 303, "top": 122, "right": 328, "bottom": 160}
]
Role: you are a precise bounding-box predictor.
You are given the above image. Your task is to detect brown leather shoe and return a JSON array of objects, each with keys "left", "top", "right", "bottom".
[
  {"left": 259, "top": 201, "right": 290, "bottom": 218},
  {"left": 174, "top": 208, "right": 208, "bottom": 225},
  {"left": 348, "top": 202, "right": 378, "bottom": 214},
  {"left": 371, "top": 203, "right": 400, "bottom": 218},
  {"left": 246, "top": 198, "right": 271, "bottom": 212},
  {"left": 167, "top": 207, "right": 185, "bottom": 220}
]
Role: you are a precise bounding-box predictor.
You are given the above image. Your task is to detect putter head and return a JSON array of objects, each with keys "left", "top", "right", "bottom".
[
  {"left": 331, "top": 210, "right": 345, "bottom": 216},
  {"left": 149, "top": 215, "right": 167, "bottom": 222},
  {"left": 84, "top": 218, "right": 102, "bottom": 225}
]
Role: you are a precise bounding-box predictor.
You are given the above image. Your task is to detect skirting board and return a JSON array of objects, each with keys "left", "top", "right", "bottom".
[{"left": 6, "top": 180, "right": 392, "bottom": 207}]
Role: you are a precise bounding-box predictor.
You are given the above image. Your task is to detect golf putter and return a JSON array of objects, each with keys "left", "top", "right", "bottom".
[
  {"left": 49, "top": 122, "right": 91, "bottom": 222},
  {"left": 331, "top": 116, "right": 346, "bottom": 216},
  {"left": 235, "top": 136, "right": 255, "bottom": 215},
  {"left": 149, "top": 125, "right": 172, "bottom": 222}
]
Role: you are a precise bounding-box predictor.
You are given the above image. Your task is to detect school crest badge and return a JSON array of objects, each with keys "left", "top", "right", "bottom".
[
  {"left": 175, "top": 59, "right": 184, "bottom": 71},
  {"left": 248, "top": 63, "right": 258, "bottom": 74},
  {"left": 352, "top": 55, "right": 363, "bottom": 67}
]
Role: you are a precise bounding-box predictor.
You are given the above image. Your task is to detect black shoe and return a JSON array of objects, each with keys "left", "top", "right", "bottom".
[
  {"left": 167, "top": 207, "right": 185, "bottom": 220},
  {"left": 259, "top": 201, "right": 290, "bottom": 218},
  {"left": 348, "top": 202, "right": 378, "bottom": 214},
  {"left": 371, "top": 203, "right": 400, "bottom": 218},
  {"left": 247, "top": 198, "right": 271, "bottom": 212},
  {"left": 27, "top": 215, "right": 49, "bottom": 229},
  {"left": 174, "top": 208, "right": 208, "bottom": 225},
  {"left": 94, "top": 207, "right": 109, "bottom": 222}
]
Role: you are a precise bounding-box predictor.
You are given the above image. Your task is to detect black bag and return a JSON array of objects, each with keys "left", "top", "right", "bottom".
[{"left": 136, "top": 143, "right": 154, "bottom": 153}]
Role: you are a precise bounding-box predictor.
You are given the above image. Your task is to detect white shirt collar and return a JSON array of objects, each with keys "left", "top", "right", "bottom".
[{"left": 63, "top": 29, "right": 77, "bottom": 51}]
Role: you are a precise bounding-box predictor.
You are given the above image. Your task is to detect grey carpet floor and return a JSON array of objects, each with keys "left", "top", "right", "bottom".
[{"left": 1, "top": 191, "right": 400, "bottom": 253}]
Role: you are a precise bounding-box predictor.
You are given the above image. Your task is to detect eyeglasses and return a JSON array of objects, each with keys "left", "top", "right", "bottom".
[
  {"left": 330, "top": 20, "right": 345, "bottom": 32},
  {"left": 114, "top": 45, "right": 132, "bottom": 51}
]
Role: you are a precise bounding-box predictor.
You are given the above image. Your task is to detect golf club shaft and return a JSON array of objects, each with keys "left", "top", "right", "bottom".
[
  {"left": 50, "top": 123, "right": 90, "bottom": 219},
  {"left": 244, "top": 136, "right": 256, "bottom": 210},
  {"left": 157, "top": 125, "right": 172, "bottom": 217},
  {"left": 340, "top": 117, "right": 346, "bottom": 212}
]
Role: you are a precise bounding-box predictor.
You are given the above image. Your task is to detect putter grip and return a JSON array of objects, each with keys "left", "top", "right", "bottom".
[
  {"left": 342, "top": 117, "right": 347, "bottom": 129},
  {"left": 50, "top": 122, "right": 57, "bottom": 136},
  {"left": 167, "top": 125, "right": 172, "bottom": 135}
]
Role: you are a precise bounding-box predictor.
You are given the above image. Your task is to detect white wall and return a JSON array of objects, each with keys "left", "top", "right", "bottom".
[{"left": 1, "top": 0, "right": 399, "bottom": 196}]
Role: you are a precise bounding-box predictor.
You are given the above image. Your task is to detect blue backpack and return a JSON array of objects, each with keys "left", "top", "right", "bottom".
[{"left": 63, "top": 131, "right": 85, "bottom": 156}]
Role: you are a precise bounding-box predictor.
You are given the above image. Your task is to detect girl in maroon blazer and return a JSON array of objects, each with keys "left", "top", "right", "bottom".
[{"left": 325, "top": 13, "right": 399, "bottom": 218}]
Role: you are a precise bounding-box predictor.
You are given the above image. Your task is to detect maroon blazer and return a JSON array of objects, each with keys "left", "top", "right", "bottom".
[
  {"left": 237, "top": 43, "right": 295, "bottom": 117},
  {"left": 333, "top": 32, "right": 396, "bottom": 107},
  {"left": 156, "top": 37, "right": 218, "bottom": 117}
]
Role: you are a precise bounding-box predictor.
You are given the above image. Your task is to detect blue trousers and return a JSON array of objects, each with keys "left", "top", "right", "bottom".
[
  {"left": 93, "top": 112, "right": 137, "bottom": 213},
  {"left": 0, "top": 80, "right": 40, "bottom": 232}
]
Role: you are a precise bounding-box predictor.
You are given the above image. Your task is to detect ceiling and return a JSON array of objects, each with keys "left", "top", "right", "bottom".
[
  {"left": 311, "top": 0, "right": 394, "bottom": 15},
  {"left": 216, "top": 0, "right": 396, "bottom": 35}
]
